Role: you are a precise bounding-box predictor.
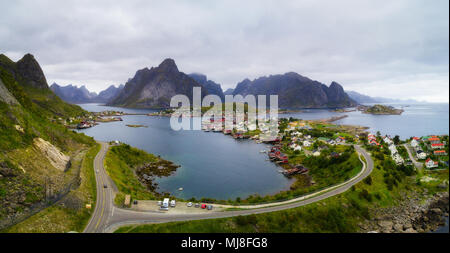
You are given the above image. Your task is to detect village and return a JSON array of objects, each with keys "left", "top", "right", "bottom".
[{"left": 199, "top": 113, "right": 449, "bottom": 179}]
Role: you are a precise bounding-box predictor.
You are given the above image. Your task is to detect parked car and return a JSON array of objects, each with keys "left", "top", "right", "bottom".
[
  {"left": 170, "top": 200, "right": 176, "bottom": 207},
  {"left": 133, "top": 200, "right": 138, "bottom": 205},
  {"left": 186, "top": 202, "right": 193, "bottom": 207},
  {"left": 157, "top": 201, "right": 162, "bottom": 206},
  {"left": 194, "top": 203, "right": 200, "bottom": 208},
  {"left": 201, "top": 204, "right": 207, "bottom": 209},
  {"left": 207, "top": 205, "right": 213, "bottom": 210},
  {"left": 103, "top": 184, "right": 107, "bottom": 188}
]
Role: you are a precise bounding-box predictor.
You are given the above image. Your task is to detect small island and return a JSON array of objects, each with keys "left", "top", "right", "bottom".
[
  {"left": 358, "top": 104, "right": 404, "bottom": 115},
  {"left": 126, "top": 124, "right": 148, "bottom": 128}
]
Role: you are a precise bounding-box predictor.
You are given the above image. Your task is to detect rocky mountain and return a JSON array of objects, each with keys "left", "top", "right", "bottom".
[
  {"left": 50, "top": 83, "right": 98, "bottom": 104},
  {"left": 232, "top": 72, "right": 356, "bottom": 108},
  {"left": 224, "top": 88, "right": 234, "bottom": 95},
  {"left": 0, "top": 53, "right": 95, "bottom": 230},
  {"left": 96, "top": 84, "right": 124, "bottom": 103},
  {"left": 50, "top": 83, "right": 124, "bottom": 104},
  {"left": 189, "top": 73, "right": 224, "bottom": 101},
  {"left": 108, "top": 59, "right": 208, "bottom": 108}
]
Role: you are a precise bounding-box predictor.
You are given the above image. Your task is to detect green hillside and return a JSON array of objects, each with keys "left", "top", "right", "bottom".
[{"left": 0, "top": 53, "right": 96, "bottom": 232}]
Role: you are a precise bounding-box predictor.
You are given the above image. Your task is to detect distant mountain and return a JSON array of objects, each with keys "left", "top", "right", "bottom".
[
  {"left": 346, "top": 90, "right": 420, "bottom": 104},
  {"left": 50, "top": 83, "right": 124, "bottom": 104},
  {"left": 232, "top": 72, "right": 356, "bottom": 108},
  {"left": 189, "top": 73, "right": 224, "bottom": 101},
  {"left": 96, "top": 84, "right": 124, "bottom": 103},
  {"left": 346, "top": 91, "right": 378, "bottom": 103},
  {"left": 50, "top": 83, "right": 97, "bottom": 104},
  {"left": 224, "top": 88, "right": 234, "bottom": 95},
  {"left": 108, "top": 59, "right": 208, "bottom": 108}
]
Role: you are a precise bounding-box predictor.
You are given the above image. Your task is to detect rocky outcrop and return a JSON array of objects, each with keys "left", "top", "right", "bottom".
[
  {"left": 33, "top": 138, "right": 70, "bottom": 172},
  {"left": 15, "top": 54, "right": 48, "bottom": 89},
  {"left": 232, "top": 72, "right": 356, "bottom": 108},
  {"left": 360, "top": 191, "right": 449, "bottom": 233},
  {"left": 108, "top": 59, "right": 208, "bottom": 108},
  {"left": 0, "top": 78, "right": 19, "bottom": 105}
]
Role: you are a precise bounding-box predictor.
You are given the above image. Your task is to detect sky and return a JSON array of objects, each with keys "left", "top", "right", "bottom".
[{"left": 1, "top": 0, "right": 448, "bottom": 102}]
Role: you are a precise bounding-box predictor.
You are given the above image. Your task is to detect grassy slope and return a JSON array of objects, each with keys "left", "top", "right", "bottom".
[
  {"left": 3, "top": 143, "right": 100, "bottom": 233},
  {"left": 104, "top": 144, "right": 158, "bottom": 204},
  {"left": 0, "top": 54, "right": 97, "bottom": 231},
  {"left": 115, "top": 151, "right": 448, "bottom": 233}
]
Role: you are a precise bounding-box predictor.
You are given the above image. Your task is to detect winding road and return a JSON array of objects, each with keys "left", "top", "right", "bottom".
[{"left": 84, "top": 142, "right": 374, "bottom": 233}]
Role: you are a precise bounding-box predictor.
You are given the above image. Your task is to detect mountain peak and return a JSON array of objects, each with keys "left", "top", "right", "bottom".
[
  {"left": 158, "top": 58, "right": 178, "bottom": 73},
  {"left": 16, "top": 53, "right": 48, "bottom": 89}
]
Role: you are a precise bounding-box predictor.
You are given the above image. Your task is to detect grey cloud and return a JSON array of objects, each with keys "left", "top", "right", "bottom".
[{"left": 0, "top": 0, "right": 448, "bottom": 101}]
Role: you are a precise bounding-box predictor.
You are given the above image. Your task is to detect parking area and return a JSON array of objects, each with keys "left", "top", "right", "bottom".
[{"left": 130, "top": 200, "right": 226, "bottom": 214}]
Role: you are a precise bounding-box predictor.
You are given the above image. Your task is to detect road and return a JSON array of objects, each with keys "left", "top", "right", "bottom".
[
  {"left": 403, "top": 143, "right": 423, "bottom": 169},
  {"left": 83, "top": 142, "right": 117, "bottom": 233},
  {"left": 84, "top": 143, "right": 374, "bottom": 233}
]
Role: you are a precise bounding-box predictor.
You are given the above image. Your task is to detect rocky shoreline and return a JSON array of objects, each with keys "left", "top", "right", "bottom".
[{"left": 360, "top": 191, "right": 449, "bottom": 233}]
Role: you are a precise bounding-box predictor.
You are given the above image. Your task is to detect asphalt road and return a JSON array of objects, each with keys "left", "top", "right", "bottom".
[
  {"left": 403, "top": 143, "right": 423, "bottom": 169},
  {"left": 84, "top": 142, "right": 116, "bottom": 233},
  {"left": 84, "top": 143, "right": 374, "bottom": 233}
]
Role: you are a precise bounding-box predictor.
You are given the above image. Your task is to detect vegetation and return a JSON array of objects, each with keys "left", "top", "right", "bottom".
[
  {"left": 105, "top": 144, "right": 158, "bottom": 202},
  {"left": 116, "top": 148, "right": 447, "bottom": 233},
  {"left": 105, "top": 144, "right": 179, "bottom": 205},
  {"left": 0, "top": 54, "right": 98, "bottom": 232},
  {"left": 3, "top": 144, "right": 100, "bottom": 233}
]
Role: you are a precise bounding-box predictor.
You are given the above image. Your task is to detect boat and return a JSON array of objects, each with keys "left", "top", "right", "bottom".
[
  {"left": 178, "top": 187, "right": 183, "bottom": 191},
  {"left": 260, "top": 150, "right": 266, "bottom": 153}
]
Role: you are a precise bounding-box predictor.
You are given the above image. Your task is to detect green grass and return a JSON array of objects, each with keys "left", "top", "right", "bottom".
[
  {"left": 3, "top": 144, "right": 100, "bottom": 233},
  {"left": 115, "top": 148, "right": 448, "bottom": 233},
  {"left": 104, "top": 144, "right": 158, "bottom": 201}
]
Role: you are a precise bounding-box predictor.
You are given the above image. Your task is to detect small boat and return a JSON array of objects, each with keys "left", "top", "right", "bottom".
[
  {"left": 259, "top": 150, "right": 266, "bottom": 153},
  {"left": 178, "top": 187, "right": 183, "bottom": 191}
]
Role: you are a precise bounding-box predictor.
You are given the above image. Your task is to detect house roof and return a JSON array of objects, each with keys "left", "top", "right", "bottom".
[
  {"left": 428, "top": 137, "right": 440, "bottom": 141},
  {"left": 434, "top": 150, "right": 446, "bottom": 153},
  {"left": 431, "top": 143, "right": 444, "bottom": 146}
]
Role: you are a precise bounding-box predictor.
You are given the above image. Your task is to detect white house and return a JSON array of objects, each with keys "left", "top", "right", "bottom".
[
  {"left": 425, "top": 158, "right": 438, "bottom": 169},
  {"left": 384, "top": 136, "right": 393, "bottom": 145},
  {"left": 416, "top": 150, "right": 427, "bottom": 160},
  {"left": 410, "top": 139, "right": 419, "bottom": 148},
  {"left": 290, "top": 143, "right": 302, "bottom": 151}
]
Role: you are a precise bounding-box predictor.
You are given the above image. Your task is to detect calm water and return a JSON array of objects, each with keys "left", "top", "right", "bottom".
[
  {"left": 78, "top": 103, "right": 449, "bottom": 200},
  {"left": 77, "top": 104, "right": 293, "bottom": 200},
  {"left": 281, "top": 103, "right": 449, "bottom": 139}
]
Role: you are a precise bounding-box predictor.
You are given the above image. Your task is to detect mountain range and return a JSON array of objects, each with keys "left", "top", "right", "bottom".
[
  {"left": 50, "top": 83, "right": 124, "bottom": 104},
  {"left": 346, "top": 90, "right": 420, "bottom": 104},
  {"left": 107, "top": 59, "right": 357, "bottom": 109},
  {"left": 48, "top": 58, "right": 419, "bottom": 109},
  {"left": 230, "top": 72, "right": 356, "bottom": 108}
]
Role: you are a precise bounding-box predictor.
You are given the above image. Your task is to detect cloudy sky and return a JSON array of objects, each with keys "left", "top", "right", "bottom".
[{"left": 1, "top": 0, "right": 448, "bottom": 102}]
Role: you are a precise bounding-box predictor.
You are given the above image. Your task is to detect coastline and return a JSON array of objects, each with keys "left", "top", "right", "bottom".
[{"left": 360, "top": 191, "right": 449, "bottom": 233}]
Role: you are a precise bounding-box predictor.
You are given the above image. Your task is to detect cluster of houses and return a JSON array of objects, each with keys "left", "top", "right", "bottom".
[
  {"left": 367, "top": 133, "right": 405, "bottom": 165},
  {"left": 384, "top": 136, "right": 404, "bottom": 165},
  {"left": 411, "top": 135, "right": 447, "bottom": 169}
]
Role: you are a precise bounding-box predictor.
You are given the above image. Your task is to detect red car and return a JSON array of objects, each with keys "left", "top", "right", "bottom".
[{"left": 201, "top": 204, "right": 207, "bottom": 209}]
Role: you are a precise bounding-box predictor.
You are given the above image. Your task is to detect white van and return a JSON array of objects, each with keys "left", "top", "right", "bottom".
[
  {"left": 170, "top": 200, "right": 176, "bottom": 207},
  {"left": 162, "top": 198, "right": 169, "bottom": 209}
]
